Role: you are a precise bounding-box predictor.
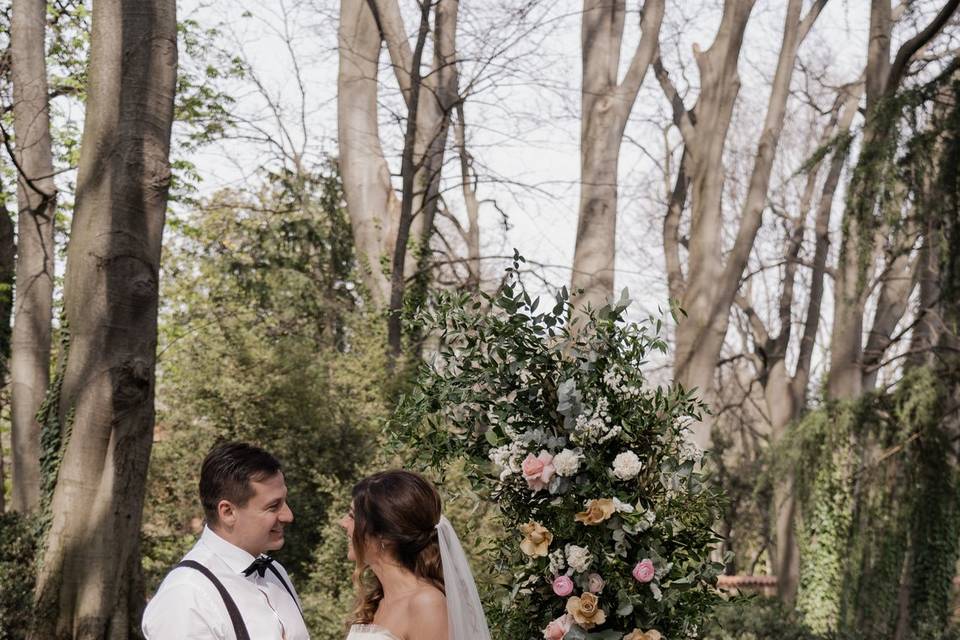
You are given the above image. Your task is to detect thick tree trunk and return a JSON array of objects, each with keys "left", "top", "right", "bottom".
[
  {"left": 9, "top": 0, "right": 57, "bottom": 513},
  {"left": 338, "top": 0, "right": 458, "bottom": 351},
  {"left": 571, "top": 0, "right": 664, "bottom": 314},
  {"left": 29, "top": 0, "right": 177, "bottom": 637},
  {"left": 337, "top": 0, "right": 400, "bottom": 307}
]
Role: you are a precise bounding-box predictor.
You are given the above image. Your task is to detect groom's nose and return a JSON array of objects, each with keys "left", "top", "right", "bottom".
[{"left": 279, "top": 502, "right": 294, "bottom": 523}]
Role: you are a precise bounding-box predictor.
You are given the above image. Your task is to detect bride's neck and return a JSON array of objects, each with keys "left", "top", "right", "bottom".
[{"left": 370, "top": 559, "right": 422, "bottom": 600}]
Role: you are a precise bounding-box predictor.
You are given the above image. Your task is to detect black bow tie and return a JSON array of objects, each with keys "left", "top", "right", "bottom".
[{"left": 242, "top": 555, "right": 274, "bottom": 578}]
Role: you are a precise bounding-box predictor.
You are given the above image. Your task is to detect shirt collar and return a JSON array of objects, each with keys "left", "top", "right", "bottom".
[{"left": 199, "top": 525, "right": 259, "bottom": 575}]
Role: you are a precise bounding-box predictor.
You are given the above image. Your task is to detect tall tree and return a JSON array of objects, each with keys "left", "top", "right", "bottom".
[
  {"left": 9, "top": 0, "right": 57, "bottom": 513},
  {"left": 734, "top": 82, "right": 863, "bottom": 602},
  {"left": 569, "top": 0, "right": 664, "bottom": 313},
  {"left": 29, "top": 0, "right": 177, "bottom": 636},
  {"left": 826, "top": 0, "right": 959, "bottom": 401},
  {"left": 656, "top": 0, "right": 828, "bottom": 448},
  {"left": 338, "top": 0, "right": 460, "bottom": 357}
]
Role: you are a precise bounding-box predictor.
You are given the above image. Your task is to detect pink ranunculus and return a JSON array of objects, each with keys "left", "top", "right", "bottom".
[
  {"left": 586, "top": 572, "right": 605, "bottom": 593},
  {"left": 552, "top": 575, "right": 575, "bottom": 597},
  {"left": 522, "top": 451, "right": 556, "bottom": 492},
  {"left": 543, "top": 614, "right": 573, "bottom": 640},
  {"left": 632, "top": 559, "right": 655, "bottom": 583}
]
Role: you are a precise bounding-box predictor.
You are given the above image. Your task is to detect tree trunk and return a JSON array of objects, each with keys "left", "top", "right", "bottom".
[
  {"left": 827, "top": 0, "right": 960, "bottom": 401},
  {"left": 454, "top": 103, "right": 482, "bottom": 292},
  {"left": 337, "top": 0, "right": 400, "bottom": 307},
  {"left": 571, "top": 0, "right": 664, "bottom": 314},
  {"left": 338, "top": 0, "right": 459, "bottom": 358},
  {"left": 29, "top": 0, "right": 177, "bottom": 637},
  {"left": 0, "top": 190, "right": 16, "bottom": 516},
  {"left": 9, "top": 0, "right": 57, "bottom": 513}
]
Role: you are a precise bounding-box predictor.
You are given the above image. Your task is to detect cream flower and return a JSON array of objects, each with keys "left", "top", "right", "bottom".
[
  {"left": 575, "top": 498, "right": 616, "bottom": 525},
  {"left": 552, "top": 448, "right": 583, "bottom": 477},
  {"left": 612, "top": 450, "right": 643, "bottom": 480},
  {"left": 519, "top": 521, "right": 553, "bottom": 557},
  {"left": 624, "top": 630, "right": 662, "bottom": 640},
  {"left": 565, "top": 592, "right": 606, "bottom": 629},
  {"left": 565, "top": 544, "right": 593, "bottom": 573}
]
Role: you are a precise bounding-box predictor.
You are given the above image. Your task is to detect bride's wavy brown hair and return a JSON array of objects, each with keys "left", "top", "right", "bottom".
[{"left": 348, "top": 470, "right": 445, "bottom": 625}]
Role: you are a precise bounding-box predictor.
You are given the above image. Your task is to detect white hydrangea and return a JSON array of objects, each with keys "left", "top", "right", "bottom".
[
  {"left": 552, "top": 448, "right": 583, "bottom": 477},
  {"left": 612, "top": 450, "right": 643, "bottom": 480},
  {"left": 548, "top": 548, "right": 566, "bottom": 575},
  {"left": 565, "top": 544, "right": 593, "bottom": 573}
]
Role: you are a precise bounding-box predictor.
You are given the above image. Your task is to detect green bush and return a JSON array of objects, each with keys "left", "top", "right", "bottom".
[
  {"left": 0, "top": 512, "right": 38, "bottom": 640},
  {"left": 396, "top": 259, "right": 725, "bottom": 639}
]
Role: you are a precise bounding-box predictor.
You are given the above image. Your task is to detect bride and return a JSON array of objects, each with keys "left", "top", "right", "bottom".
[{"left": 339, "top": 470, "right": 491, "bottom": 640}]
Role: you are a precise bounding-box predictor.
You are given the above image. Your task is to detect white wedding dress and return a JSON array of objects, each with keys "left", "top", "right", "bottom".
[{"left": 346, "top": 624, "right": 401, "bottom": 640}]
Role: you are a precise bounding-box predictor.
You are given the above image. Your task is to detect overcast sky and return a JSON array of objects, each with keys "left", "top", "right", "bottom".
[{"left": 177, "top": 0, "right": 873, "bottom": 324}]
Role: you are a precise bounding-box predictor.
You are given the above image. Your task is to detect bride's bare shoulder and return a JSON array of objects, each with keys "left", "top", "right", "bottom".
[
  {"left": 408, "top": 584, "right": 446, "bottom": 613},
  {"left": 404, "top": 585, "right": 448, "bottom": 640}
]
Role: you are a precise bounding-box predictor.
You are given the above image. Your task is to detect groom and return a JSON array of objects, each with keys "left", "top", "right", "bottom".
[{"left": 142, "top": 441, "right": 310, "bottom": 639}]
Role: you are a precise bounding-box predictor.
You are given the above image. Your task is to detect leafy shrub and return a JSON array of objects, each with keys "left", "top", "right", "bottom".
[
  {"left": 0, "top": 512, "right": 38, "bottom": 640},
  {"left": 396, "top": 258, "right": 724, "bottom": 639}
]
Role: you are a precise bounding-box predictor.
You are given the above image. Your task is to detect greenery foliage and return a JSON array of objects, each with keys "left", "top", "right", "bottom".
[
  {"left": 0, "top": 512, "right": 38, "bottom": 640},
  {"left": 143, "top": 164, "right": 391, "bottom": 595},
  {"left": 395, "top": 258, "right": 725, "bottom": 639},
  {"left": 791, "top": 368, "right": 960, "bottom": 638}
]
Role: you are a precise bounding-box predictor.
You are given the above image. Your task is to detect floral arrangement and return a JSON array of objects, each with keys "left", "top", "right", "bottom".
[{"left": 396, "top": 257, "right": 724, "bottom": 639}]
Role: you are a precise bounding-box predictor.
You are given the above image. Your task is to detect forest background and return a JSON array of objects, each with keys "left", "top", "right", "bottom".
[{"left": 0, "top": 0, "right": 959, "bottom": 639}]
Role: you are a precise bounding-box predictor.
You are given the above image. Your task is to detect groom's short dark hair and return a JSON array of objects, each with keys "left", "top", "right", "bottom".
[{"left": 200, "top": 441, "right": 282, "bottom": 525}]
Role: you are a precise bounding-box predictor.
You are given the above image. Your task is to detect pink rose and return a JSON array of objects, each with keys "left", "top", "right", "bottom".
[
  {"left": 632, "top": 559, "right": 655, "bottom": 583},
  {"left": 587, "top": 573, "right": 605, "bottom": 593},
  {"left": 522, "top": 451, "right": 556, "bottom": 492},
  {"left": 543, "top": 614, "right": 573, "bottom": 640},
  {"left": 552, "top": 575, "right": 574, "bottom": 597}
]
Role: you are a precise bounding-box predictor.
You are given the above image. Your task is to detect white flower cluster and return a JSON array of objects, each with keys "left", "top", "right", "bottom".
[
  {"left": 488, "top": 441, "right": 526, "bottom": 480},
  {"left": 601, "top": 365, "right": 643, "bottom": 399},
  {"left": 565, "top": 544, "right": 593, "bottom": 573},
  {"left": 611, "top": 450, "right": 643, "bottom": 480},
  {"left": 571, "top": 397, "right": 622, "bottom": 445},
  {"left": 612, "top": 497, "right": 635, "bottom": 513},
  {"left": 548, "top": 548, "right": 566, "bottom": 576},
  {"left": 552, "top": 448, "right": 583, "bottom": 476},
  {"left": 679, "top": 437, "right": 704, "bottom": 465}
]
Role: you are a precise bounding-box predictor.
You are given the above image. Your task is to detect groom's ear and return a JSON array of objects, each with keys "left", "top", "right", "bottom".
[{"left": 217, "top": 499, "right": 237, "bottom": 526}]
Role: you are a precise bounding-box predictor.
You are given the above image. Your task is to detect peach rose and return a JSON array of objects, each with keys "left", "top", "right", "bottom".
[
  {"left": 632, "top": 558, "right": 655, "bottom": 583},
  {"left": 522, "top": 451, "right": 556, "bottom": 492},
  {"left": 624, "top": 630, "right": 663, "bottom": 640},
  {"left": 519, "top": 521, "right": 553, "bottom": 556},
  {"left": 574, "top": 498, "right": 616, "bottom": 525},
  {"left": 542, "top": 614, "right": 573, "bottom": 640},
  {"left": 565, "top": 592, "right": 606, "bottom": 629}
]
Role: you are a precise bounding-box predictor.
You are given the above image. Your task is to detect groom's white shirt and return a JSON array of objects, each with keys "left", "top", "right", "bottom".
[{"left": 142, "top": 526, "right": 310, "bottom": 640}]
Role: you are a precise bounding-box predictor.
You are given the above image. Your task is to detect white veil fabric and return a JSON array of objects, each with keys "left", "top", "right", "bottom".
[{"left": 435, "top": 516, "right": 492, "bottom": 640}]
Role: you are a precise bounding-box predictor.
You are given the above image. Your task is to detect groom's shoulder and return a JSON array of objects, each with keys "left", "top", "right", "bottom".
[{"left": 153, "top": 542, "right": 223, "bottom": 594}]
